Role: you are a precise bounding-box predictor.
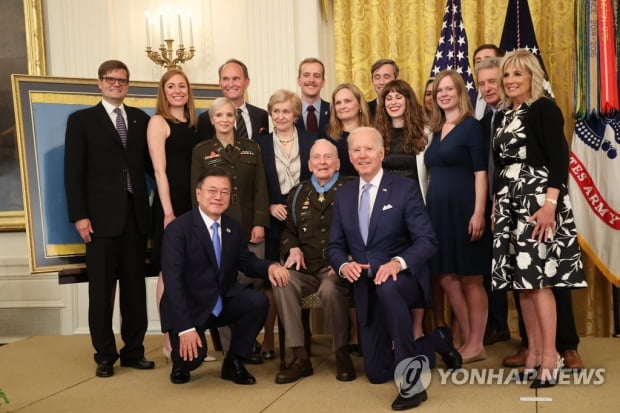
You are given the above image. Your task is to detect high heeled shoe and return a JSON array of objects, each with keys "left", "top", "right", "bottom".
[
  {"left": 512, "top": 368, "right": 537, "bottom": 382},
  {"left": 530, "top": 355, "right": 563, "bottom": 389}
]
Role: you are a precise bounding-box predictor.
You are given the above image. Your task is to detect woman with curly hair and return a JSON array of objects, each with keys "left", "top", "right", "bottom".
[{"left": 374, "top": 79, "right": 430, "bottom": 338}]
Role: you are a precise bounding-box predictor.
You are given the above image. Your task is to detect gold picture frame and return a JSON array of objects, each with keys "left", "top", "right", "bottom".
[
  {"left": 13, "top": 75, "right": 220, "bottom": 274},
  {"left": 0, "top": 0, "right": 46, "bottom": 231}
]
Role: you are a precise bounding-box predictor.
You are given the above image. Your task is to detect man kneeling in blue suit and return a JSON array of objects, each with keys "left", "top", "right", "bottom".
[
  {"left": 160, "top": 167, "right": 290, "bottom": 384},
  {"left": 327, "top": 127, "right": 462, "bottom": 410}
]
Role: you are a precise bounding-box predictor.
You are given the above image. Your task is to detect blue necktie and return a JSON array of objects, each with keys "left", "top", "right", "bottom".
[
  {"left": 211, "top": 222, "right": 222, "bottom": 317},
  {"left": 358, "top": 183, "right": 371, "bottom": 243},
  {"left": 114, "top": 108, "right": 133, "bottom": 193}
]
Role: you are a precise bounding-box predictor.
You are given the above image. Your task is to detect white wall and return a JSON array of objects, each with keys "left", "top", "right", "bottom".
[{"left": 0, "top": 0, "right": 333, "bottom": 341}]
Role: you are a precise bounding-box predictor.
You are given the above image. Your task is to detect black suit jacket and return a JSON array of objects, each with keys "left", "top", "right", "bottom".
[
  {"left": 64, "top": 102, "right": 151, "bottom": 237},
  {"left": 159, "top": 210, "right": 271, "bottom": 333},
  {"left": 480, "top": 109, "right": 503, "bottom": 196},
  {"left": 197, "top": 103, "right": 269, "bottom": 140},
  {"left": 295, "top": 99, "right": 330, "bottom": 138}
]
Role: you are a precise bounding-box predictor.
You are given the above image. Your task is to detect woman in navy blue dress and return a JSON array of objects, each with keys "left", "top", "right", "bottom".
[{"left": 424, "top": 70, "right": 489, "bottom": 363}]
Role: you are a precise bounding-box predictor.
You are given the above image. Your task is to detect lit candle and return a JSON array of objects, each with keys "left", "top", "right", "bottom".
[
  {"left": 160, "top": 14, "right": 164, "bottom": 44},
  {"left": 178, "top": 14, "right": 183, "bottom": 45},
  {"left": 145, "top": 15, "right": 150, "bottom": 47},
  {"left": 189, "top": 16, "right": 194, "bottom": 47}
]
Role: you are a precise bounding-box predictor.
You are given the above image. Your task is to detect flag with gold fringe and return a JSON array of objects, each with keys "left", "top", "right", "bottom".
[
  {"left": 429, "top": 0, "right": 476, "bottom": 102},
  {"left": 499, "top": 0, "right": 553, "bottom": 97},
  {"left": 569, "top": 0, "right": 620, "bottom": 286}
]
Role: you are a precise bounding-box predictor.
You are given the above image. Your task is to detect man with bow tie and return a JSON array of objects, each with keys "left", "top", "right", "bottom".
[
  {"left": 327, "top": 127, "right": 462, "bottom": 411},
  {"left": 160, "top": 167, "right": 290, "bottom": 385}
]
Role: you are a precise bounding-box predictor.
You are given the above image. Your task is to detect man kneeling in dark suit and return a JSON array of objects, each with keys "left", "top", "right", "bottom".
[
  {"left": 327, "top": 127, "right": 462, "bottom": 410},
  {"left": 160, "top": 167, "right": 290, "bottom": 384}
]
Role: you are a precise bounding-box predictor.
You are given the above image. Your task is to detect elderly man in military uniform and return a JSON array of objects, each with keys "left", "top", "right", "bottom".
[{"left": 273, "top": 138, "right": 355, "bottom": 383}]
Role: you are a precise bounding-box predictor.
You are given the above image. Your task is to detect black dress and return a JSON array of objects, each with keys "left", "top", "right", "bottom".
[
  {"left": 491, "top": 102, "right": 586, "bottom": 290},
  {"left": 382, "top": 127, "right": 419, "bottom": 182},
  {"left": 151, "top": 119, "right": 202, "bottom": 273}
]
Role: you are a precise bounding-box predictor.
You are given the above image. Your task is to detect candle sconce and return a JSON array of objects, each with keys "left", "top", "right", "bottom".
[
  {"left": 145, "top": 10, "right": 195, "bottom": 70},
  {"left": 146, "top": 41, "right": 195, "bottom": 70}
]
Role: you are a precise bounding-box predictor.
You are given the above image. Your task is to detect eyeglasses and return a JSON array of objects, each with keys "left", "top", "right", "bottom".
[
  {"left": 101, "top": 76, "right": 129, "bottom": 86},
  {"left": 204, "top": 188, "right": 231, "bottom": 197}
]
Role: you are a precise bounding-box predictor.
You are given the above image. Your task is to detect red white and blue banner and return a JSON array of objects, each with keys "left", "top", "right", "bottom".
[{"left": 570, "top": 0, "right": 620, "bottom": 286}]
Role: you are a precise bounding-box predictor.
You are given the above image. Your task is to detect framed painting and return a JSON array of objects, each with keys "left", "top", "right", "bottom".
[
  {"left": 0, "top": 0, "right": 46, "bottom": 231},
  {"left": 12, "top": 75, "right": 220, "bottom": 274}
]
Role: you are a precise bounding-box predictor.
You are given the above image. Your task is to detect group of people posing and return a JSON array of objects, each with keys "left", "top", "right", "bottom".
[{"left": 63, "top": 46, "right": 586, "bottom": 411}]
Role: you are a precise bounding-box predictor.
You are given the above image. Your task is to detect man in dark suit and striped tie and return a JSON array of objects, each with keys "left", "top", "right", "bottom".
[
  {"left": 64, "top": 60, "right": 154, "bottom": 378},
  {"left": 197, "top": 59, "right": 269, "bottom": 140}
]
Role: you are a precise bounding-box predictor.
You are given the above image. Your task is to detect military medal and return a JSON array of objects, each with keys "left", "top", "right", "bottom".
[{"left": 311, "top": 172, "right": 340, "bottom": 205}]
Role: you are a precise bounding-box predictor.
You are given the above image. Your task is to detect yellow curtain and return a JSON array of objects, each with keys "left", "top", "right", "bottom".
[{"left": 333, "top": 0, "right": 613, "bottom": 337}]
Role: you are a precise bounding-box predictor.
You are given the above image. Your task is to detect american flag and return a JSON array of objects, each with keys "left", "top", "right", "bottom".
[
  {"left": 429, "top": 0, "right": 476, "bottom": 102},
  {"left": 499, "top": 0, "right": 547, "bottom": 73}
]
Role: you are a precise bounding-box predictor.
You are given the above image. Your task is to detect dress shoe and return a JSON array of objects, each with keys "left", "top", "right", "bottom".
[
  {"left": 95, "top": 360, "right": 114, "bottom": 378},
  {"left": 261, "top": 350, "right": 275, "bottom": 360},
  {"left": 335, "top": 347, "right": 356, "bottom": 381},
  {"left": 435, "top": 327, "right": 462, "bottom": 369},
  {"left": 461, "top": 349, "right": 487, "bottom": 364},
  {"left": 483, "top": 329, "right": 511, "bottom": 346},
  {"left": 391, "top": 390, "right": 428, "bottom": 411},
  {"left": 221, "top": 354, "right": 256, "bottom": 385},
  {"left": 275, "top": 358, "right": 313, "bottom": 384},
  {"left": 561, "top": 349, "right": 584, "bottom": 371},
  {"left": 503, "top": 347, "right": 527, "bottom": 368},
  {"left": 120, "top": 357, "right": 155, "bottom": 369},
  {"left": 531, "top": 355, "right": 563, "bottom": 389},
  {"left": 170, "top": 366, "right": 190, "bottom": 384}
]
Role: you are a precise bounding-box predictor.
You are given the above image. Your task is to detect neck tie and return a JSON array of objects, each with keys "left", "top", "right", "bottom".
[
  {"left": 114, "top": 108, "right": 133, "bottom": 193},
  {"left": 306, "top": 105, "right": 318, "bottom": 132},
  {"left": 358, "top": 183, "right": 371, "bottom": 243},
  {"left": 211, "top": 222, "right": 223, "bottom": 317},
  {"left": 235, "top": 108, "right": 248, "bottom": 139}
]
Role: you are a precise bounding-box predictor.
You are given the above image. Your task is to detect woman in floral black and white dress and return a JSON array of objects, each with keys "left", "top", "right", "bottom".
[{"left": 491, "top": 50, "right": 587, "bottom": 388}]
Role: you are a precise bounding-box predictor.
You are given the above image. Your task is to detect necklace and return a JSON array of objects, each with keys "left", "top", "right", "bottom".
[
  {"left": 276, "top": 128, "right": 296, "bottom": 144},
  {"left": 278, "top": 136, "right": 295, "bottom": 144}
]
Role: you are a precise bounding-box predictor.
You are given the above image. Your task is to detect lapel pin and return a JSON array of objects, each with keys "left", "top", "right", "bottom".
[{"left": 226, "top": 228, "right": 231, "bottom": 233}]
